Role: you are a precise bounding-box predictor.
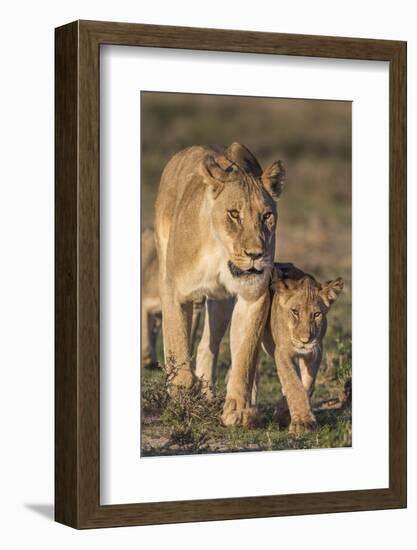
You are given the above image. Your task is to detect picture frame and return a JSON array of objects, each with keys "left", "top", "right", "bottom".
[{"left": 55, "top": 20, "right": 407, "bottom": 528}]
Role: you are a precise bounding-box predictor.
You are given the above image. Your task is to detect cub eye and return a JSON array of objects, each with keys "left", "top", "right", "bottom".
[
  {"left": 314, "top": 311, "right": 321, "bottom": 318},
  {"left": 291, "top": 308, "right": 299, "bottom": 317},
  {"left": 263, "top": 211, "right": 273, "bottom": 221},
  {"left": 228, "top": 209, "right": 240, "bottom": 220}
]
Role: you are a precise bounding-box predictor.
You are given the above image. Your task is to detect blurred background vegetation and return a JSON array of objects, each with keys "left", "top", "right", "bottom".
[{"left": 141, "top": 92, "right": 352, "bottom": 455}]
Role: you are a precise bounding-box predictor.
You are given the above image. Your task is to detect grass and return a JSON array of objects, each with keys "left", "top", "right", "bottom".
[
  {"left": 141, "top": 324, "right": 352, "bottom": 456},
  {"left": 140, "top": 92, "right": 352, "bottom": 456}
]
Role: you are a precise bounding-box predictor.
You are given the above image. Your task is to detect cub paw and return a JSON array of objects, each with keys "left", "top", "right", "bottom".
[{"left": 221, "top": 398, "right": 258, "bottom": 428}]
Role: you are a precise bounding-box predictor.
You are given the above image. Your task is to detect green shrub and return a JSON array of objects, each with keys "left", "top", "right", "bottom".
[{"left": 161, "top": 381, "right": 224, "bottom": 452}]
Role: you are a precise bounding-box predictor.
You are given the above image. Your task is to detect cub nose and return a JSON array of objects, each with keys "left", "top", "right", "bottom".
[{"left": 244, "top": 249, "right": 263, "bottom": 260}]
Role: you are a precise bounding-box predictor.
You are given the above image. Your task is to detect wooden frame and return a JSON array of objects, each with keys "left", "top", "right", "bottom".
[{"left": 55, "top": 20, "right": 407, "bottom": 529}]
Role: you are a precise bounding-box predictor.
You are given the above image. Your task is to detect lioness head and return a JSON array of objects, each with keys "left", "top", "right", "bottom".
[
  {"left": 274, "top": 271, "right": 344, "bottom": 354},
  {"left": 199, "top": 143, "right": 285, "bottom": 284}
]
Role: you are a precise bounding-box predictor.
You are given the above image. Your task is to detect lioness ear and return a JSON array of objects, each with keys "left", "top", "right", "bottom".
[
  {"left": 224, "top": 142, "right": 262, "bottom": 176},
  {"left": 320, "top": 277, "right": 344, "bottom": 307},
  {"left": 199, "top": 155, "right": 237, "bottom": 198},
  {"left": 262, "top": 160, "right": 285, "bottom": 200}
]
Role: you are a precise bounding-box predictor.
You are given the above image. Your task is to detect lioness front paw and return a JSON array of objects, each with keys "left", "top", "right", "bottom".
[
  {"left": 289, "top": 415, "right": 317, "bottom": 434},
  {"left": 168, "top": 368, "right": 195, "bottom": 396},
  {"left": 221, "top": 398, "right": 258, "bottom": 427},
  {"left": 200, "top": 383, "right": 215, "bottom": 401}
]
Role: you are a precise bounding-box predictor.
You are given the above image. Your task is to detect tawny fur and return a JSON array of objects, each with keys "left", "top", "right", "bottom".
[
  {"left": 142, "top": 229, "right": 343, "bottom": 432},
  {"left": 141, "top": 228, "right": 161, "bottom": 368},
  {"left": 196, "top": 263, "right": 343, "bottom": 432},
  {"left": 263, "top": 264, "right": 344, "bottom": 433},
  {"left": 141, "top": 227, "right": 202, "bottom": 368},
  {"left": 154, "top": 142, "right": 284, "bottom": 426}
]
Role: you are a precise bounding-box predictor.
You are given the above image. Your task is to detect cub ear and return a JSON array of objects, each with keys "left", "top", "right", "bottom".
[
  {"left": 320, "top": 277, "right": 344, "bottom": 307},
  {"left": 274, "top": 277, "right": 290, "bottom": 293},
  {"left": 274, "top": 277, "right": 300, "bottom": 306},
  {"left": 271, "top": 264, "right": 284, "bottom": 283},
  {"left": 273, "top": 276, "right": 296, "bottom": 297},
  {"left": 199, "top": 155, "right": 237, "bottom": 198},
  {"left": 262, "top": 160, "right": 285, "bottom": 200}
]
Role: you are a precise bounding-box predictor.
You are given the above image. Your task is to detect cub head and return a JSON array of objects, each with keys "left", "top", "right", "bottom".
[
  {"left": 274, "top": 272, "right": 344, "bottom": 354},
  {"left": 199, "top": 143, "right": 285, "bottom": 285}
]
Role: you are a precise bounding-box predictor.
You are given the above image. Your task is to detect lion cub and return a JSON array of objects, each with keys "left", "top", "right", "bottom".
[{"left": 263, "top": 264, "right": 344, "bottom": 433}]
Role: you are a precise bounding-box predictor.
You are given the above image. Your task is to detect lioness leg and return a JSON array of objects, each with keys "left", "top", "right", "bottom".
[
  {"left": 225, "top": 365, "right": 259, "bottom": 405},
  {"left": 222, "top": 292, "right": 269, "bottom": 427},
  {"left": 195, "top": 298, "right": 234, "bottom": 397},
  {"left": 190, "top": 300, "right": 205, "bottom": 353},
  {"left": 160, "top": 286, "right": 195, "bottom": 389},
  {"left": 275, "top": 351, "right": 316, "bottom": 433},
  {"left": 141, "top": 306, "right": 159, "bottom": 368},
  {"left": 141, "top": 306, "right": 154, "bottom": 368},
  {"left": 275, "top": 396, "right": 291, "bottom": 428}
]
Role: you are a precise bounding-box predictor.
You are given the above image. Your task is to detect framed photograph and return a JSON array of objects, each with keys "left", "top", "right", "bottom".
[{"left": 55, "top": 20, "right": 406, "bottom": 528}]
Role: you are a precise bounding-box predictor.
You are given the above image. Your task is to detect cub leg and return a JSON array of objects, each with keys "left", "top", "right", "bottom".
[
  {"left": 195, "top": 298, "right": 234, "bottom": 398},
  {"left": 275, "top": 351, "right": 317, "bottom": 433},
  {"left": 276, "top": 351, "right": 322, "bottom": 428},
  {"left": 222, "top": 292, "right": 270, "bottom": 427},
  {"left": 160, "top": 286, "right": 194, "bottom": 390},
  {"left": 299, "top": 352, "right": 322, "bottom": 398}
]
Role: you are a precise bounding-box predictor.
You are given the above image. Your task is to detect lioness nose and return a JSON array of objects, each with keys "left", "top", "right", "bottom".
[
  {"left": 244, "top": 249, "right": 263, "bottom": 260},
  {"left": 300, "top": 336, "right": 310, "bottom": 344}
]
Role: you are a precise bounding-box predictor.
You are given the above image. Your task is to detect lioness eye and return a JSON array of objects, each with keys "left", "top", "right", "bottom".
[
  {"left": 228, "top": 209, "right": 240, "bottom": 220},
  {"left": 263, "top": 211, "right": 273, "bottom": 221},
  {"left": 314, "top": 311, "right": 321, "bottom": 318},
  {"left": 291, "top": 308, "right": 299, "bottom": 317}
]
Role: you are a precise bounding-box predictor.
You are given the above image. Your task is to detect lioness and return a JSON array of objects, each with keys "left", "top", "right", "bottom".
[
  {"left": 154, "top": 142, "right": 285, "bottom": 426},
  {"left": 263, "top": 264, "right": 344, "bottom": 433},
  {"left": 141, "top": 227, "right": 161, "bottom": 368}
]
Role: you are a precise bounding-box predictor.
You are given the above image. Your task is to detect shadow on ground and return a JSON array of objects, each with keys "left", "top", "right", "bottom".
[{"left": 24, "top": 503, "right": 54, "bottom": 521}]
